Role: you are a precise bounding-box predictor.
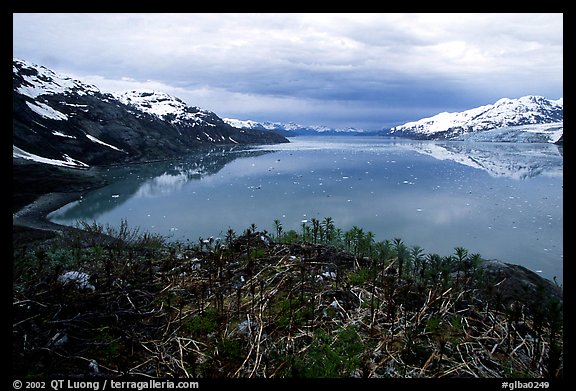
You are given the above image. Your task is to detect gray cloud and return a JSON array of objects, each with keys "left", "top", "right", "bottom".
[{"left": 13, "top": 13, "right": 563, "bottom": 130}]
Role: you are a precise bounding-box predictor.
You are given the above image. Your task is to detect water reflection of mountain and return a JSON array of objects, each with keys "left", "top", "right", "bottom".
[
  {"left": 50, "top": 146, "right": 272, "bottom": 221},
  {"left": 400, "top": 141, "right": 563, "bottom": 180}
]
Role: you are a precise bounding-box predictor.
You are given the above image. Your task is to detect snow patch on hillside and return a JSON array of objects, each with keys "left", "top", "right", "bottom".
[
  {"left": 13, "top": 145, "right": 89, "bottom": 168},
  {"left": 26, "top": 101, "right": 68, "bottom": 121}
]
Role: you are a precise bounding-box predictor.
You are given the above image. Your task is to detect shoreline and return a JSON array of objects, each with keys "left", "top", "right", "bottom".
[
  {"left": 12, "top": 191, "right": 85, "bottom": 233},
  {"left": 11, "top": 189, "right": 562, "bottom": 311}
]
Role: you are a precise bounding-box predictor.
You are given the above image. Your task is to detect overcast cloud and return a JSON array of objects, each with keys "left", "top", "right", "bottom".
[{"left": 12, "top": 13, "right": 563, "bottom": 130}]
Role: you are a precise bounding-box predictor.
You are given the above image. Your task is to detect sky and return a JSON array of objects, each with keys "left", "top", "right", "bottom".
[{"left": 12, "top": 13, "right": 563, "bottom": 131}]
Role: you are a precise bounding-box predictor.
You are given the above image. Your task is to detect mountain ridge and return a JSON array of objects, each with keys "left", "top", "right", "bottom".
[
  {"left": 223, "top": 117, "right": 366, "bottom": 136},
  {"left": 12, "top": 58, "right": 288, "bottom": 169},
  {"left": 387, "top": 95, "right": 563, "bottom": 143}
]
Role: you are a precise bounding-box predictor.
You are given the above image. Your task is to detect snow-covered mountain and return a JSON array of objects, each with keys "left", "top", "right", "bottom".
[
  {"left": 113, "top": 90, "right": 223, "bottom": 129},
  {"left": 388, "top": 96, "right": 563, "bottom": 143},
  {"left": 223, "top": 118, "right": 365, "bottom": 136},
  {"left": 13, "top": 58, "right": 288, "bottom": 168}
]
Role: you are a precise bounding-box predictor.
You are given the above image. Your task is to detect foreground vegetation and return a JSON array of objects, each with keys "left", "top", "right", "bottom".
[{"left": 13, "top": 218, "right": 563, "bottom": 378}]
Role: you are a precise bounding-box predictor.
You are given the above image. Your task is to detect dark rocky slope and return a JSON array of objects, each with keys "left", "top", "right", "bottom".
[{"left": 13, "top": 58, "right": 288, "bottom": 168}]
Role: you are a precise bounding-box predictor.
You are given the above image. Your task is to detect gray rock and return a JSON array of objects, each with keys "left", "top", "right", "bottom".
[
  {"left": 88, "top": 359, "right": 99, "bottom": 374},
  {"left": 237, "top": 319, "right": 257, "bottom": 336},
  {"left": 57, "top": 271, "right": 95, "bottom": 292},
  {"left": 480, "top": 259, "right": 562, "bottom": 305},
  {"left": 321, "top": 289, "right": 360, "bottom": 310}
]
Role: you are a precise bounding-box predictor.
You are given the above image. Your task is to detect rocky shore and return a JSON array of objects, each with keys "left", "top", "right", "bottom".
[
  {"left": 12, "top": 161, "right": 108, "bottom": 245},
  {"left": 13, "top": 192, "right": 84, "bottom": 232}
]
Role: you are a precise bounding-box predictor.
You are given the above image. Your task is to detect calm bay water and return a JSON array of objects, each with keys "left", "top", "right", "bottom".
[{"left": 49, "top": 137, "right": 563, "bottom": 283}]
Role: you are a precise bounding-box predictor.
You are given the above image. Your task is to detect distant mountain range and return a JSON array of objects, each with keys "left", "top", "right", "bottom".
[
  {"left": 386, "top": 96, "right": 563, "bottom": 143},
  {"left": 223, "top": 118, "right": 366, "bottom": 137},
  {"left": 12, "top": 58, "right": 288, "bottom": 168},
  {"left": 224, "top": 95, "right": 563, "bottom": 143}
]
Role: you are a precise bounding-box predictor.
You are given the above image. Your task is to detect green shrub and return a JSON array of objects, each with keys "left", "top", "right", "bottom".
[
  {"left": 291, "top": 326, "right": 363, "bottom": 377},
  {"left": 183, "top": 308, "right": 218, "bottom": 336}
]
